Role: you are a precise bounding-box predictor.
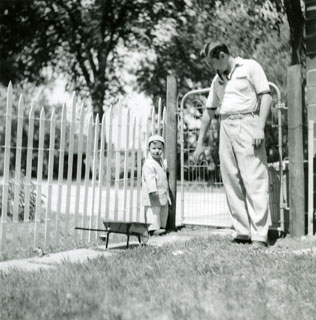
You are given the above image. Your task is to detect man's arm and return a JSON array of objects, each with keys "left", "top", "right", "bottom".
[
  {"left": 248, "top": 59, "right": 272, "bottom": 148},
  {"left": 194, "top": 108, "right": 216, "bottom": 161},
  {"left": 197, "top": 108, "right": 216, "bottom": 144},
  {"left": 258, "top": 93, "right": 272, "bottom": 130},
  {"left": 253, "top": 93, "right": 272, "bottom": 148}
]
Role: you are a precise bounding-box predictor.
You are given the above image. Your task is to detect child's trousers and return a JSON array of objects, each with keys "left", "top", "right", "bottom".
[{"left": 145, "top": 205, "right": 168, "bottom": 231}]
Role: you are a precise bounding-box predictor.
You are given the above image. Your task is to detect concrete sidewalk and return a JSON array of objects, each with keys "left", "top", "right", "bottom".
[{"left": 0, "top": 232, "right": 195, "bottom": 274}]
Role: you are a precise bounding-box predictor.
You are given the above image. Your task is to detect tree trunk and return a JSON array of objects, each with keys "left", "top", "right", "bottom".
[
  {"left": 90, "top": 80, "right": 106, "bottom": 118},
  {"left": 284, "top": 0, "right": 305, "bottom": 65}
]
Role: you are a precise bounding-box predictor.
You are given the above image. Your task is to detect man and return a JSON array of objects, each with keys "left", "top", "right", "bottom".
[{"left": 194, "top": 42, "right": 272, "bottom": 247}]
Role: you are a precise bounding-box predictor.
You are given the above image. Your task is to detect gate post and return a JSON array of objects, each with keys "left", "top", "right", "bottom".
[
  {"left": 165, "top": 75, "right": 177, "bottom": 230},
  {"left": 287, "top": 65, "right": 305, "bottom": 236},
  {"left": 306, "top": 0, "right": 316, "bottom": 235}
]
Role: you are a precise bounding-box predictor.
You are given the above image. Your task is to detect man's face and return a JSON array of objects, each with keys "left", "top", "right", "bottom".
[
  {"left": 149, "top": 141, "right": 164, "bottom": 160},
  {"left": 208, "top": 52, "right": 229, "bottom": 74}
]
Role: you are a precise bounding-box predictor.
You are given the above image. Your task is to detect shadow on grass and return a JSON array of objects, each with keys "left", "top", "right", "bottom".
[{"left": 108, "top": 243, "right": 141, "bottom": 250}]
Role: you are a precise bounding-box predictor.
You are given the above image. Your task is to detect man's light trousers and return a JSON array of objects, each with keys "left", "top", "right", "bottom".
[{"left": 219, "top": 114, "right": 271, "bottom": 242}]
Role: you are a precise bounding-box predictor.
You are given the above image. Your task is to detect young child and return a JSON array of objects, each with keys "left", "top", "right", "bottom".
[{"left": 142, "top": 135, "right": 170, "bottom": 236}]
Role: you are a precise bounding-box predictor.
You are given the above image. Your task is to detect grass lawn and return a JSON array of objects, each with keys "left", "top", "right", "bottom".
[
  {"left": 1, "top": 213, "right": 129, "bottom": 262},
  {"left": 1, "top": 231, "right": 316, "bottom": 320}
]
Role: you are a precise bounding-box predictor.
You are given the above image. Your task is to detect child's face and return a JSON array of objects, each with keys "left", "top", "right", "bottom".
[{"left": 149, "top": 141, "right": 164, "bottom": 160}]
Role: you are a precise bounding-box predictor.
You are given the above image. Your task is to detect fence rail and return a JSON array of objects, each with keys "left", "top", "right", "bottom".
[{"left": 0, "top": 83, "right": 165, "bottom": 255}]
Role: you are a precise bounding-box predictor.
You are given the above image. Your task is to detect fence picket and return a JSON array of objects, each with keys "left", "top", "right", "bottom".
[
  {"left": 33, "top": 108, "right": 45, "bottom": 249},
  {"left": 89, "top": 115, "right": 99, "bottom": 242},
  {"left": 136, "top": 118, "right": 142, "bottom": 222},
  {"left": 162, "top": 107, "right": 166, "bottom": 140},
  {"left": 97, "top": 114, "right": 107, "bottom": 233},
  {"left": 74, "top": 106, "right": 85, "bottom": 242},
  {"left": 129, "top": 117, "right": 136, "bottom": 222},
  {"left": 11, "top": 95, "right": 24, "bottom": 249},
  {"left": 142, "top": 117, "right": 148, "bottom": 158},
  {"left": 13, "top": 95, "right": 24, "bottom": 226},
  {"left": 23, "top": 105, "right": 35, "bottom": 248},
  {"left": 0, "top": 82, "right": 13, "bottom": 252},
  {"left": 64, "top": 94, "right": 77, "bottom": 244},
  {"left": 114, "top": 104, "right": 122, "bottom": 221},
  {"left": 105, "top": 107, "right": 113, "bottom": 221},
  {"left": 55, "top": 104, "right": 67, "bottom": 247},
  {"left": 44, "top": 110, "right": 56, "bottom": 249},
  {"left": 151, "top": 106, "right": 155, "bottom": 135},
  {"left": 82, "top": 115, "right": 93, "bottom": 242},
  {"left": 123, "top": 109, "right": 131, "bottom": 221},
  {"left": 157, "top": 98, "right": 162, "bottom": 135}
]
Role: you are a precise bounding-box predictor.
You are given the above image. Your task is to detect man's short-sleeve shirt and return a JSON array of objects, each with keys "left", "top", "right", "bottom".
[{"left": 205, "top": 57, "right": 270, "bottom": 114}]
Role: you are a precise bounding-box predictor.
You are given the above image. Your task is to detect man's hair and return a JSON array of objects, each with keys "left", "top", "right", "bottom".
[{"left": 200, "top": 42, "right": 229, "bottom": 59}]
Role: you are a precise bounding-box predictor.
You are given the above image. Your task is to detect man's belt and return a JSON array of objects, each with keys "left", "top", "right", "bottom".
[{"left": 220, "top": 111, "right": 257, "bottom": 120}]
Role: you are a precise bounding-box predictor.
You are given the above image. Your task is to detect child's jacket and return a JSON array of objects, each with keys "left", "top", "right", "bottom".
[{"left": 142, "top": 154, "right": 169, "bottom": 207}]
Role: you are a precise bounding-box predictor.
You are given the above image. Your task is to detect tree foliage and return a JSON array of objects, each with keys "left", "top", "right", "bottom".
[
  {"left": 0, "top": 0, "right": 187, "bottom": 116},
  {"left": 0, "top": 0, "right": 296, "bottom": 110},
  {"left": 137, "top": 0, "right": 290, "bottom": 100}
]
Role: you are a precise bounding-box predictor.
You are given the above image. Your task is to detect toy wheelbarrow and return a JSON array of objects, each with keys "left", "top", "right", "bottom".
[
  {"left": 75, "top": 221, "right": 150, "bottom": 249},
  {"left": 101, "top": 221, "right": 151, "bottom": 249}
]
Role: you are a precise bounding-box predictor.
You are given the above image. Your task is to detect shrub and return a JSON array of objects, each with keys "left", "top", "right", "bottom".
[{"left": 0, "top": 171, "right": 37, "bottom": 221}]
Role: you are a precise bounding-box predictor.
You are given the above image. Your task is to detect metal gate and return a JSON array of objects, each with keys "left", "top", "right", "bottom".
[{"left": 177, "top": 82, "right": 288, "bottom": 232}]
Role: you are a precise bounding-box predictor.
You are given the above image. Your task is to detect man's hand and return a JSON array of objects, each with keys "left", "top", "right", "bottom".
[
  {"left": 193, "top": 144, "right": 205, "bottom": 163},
  {"left": 193, "top": 109, "right": 215, "bottom": 163},
  {"left": 252, "top": 129, "right": 265, "bottom": 149}
]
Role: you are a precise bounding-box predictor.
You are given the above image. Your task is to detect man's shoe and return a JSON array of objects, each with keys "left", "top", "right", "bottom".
[
  {"left": 231, "top": 238, "right": 252, "bottom": 245},
  {"left": 252, "top": 241, "right": 268, "bottom": 248}
]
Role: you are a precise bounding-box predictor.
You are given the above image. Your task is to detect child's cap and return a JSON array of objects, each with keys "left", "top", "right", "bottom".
[{"left": 148, "top": 135, "right": 165, "bottom": 147}]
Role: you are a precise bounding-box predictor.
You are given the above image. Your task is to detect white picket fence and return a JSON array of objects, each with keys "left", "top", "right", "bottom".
[{"left": 0, "top": 83, "right": 166, "bottom": 253}]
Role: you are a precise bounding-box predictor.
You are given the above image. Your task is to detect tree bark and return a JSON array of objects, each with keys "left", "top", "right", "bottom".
[
  {"left": 284, "top": 0, "right": 305, "bottom": 65},
  {"left": 90, "top": 81, "right": 106, "bottom": 118}
]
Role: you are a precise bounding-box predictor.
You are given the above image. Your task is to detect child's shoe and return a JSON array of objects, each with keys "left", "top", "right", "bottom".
[{"left": 153, "top": 229, "right": 166, "bottom": 236}]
